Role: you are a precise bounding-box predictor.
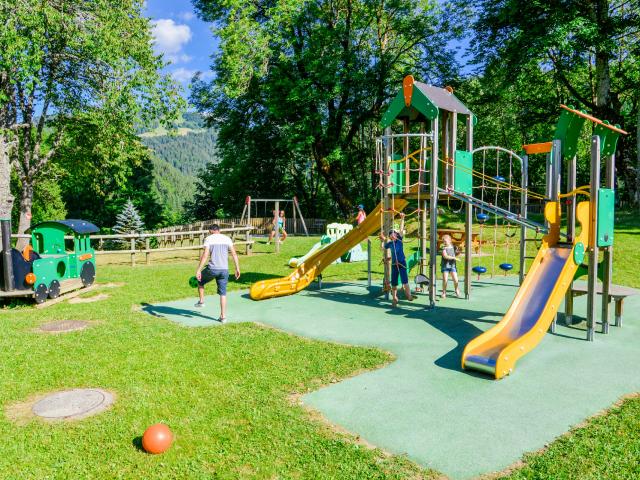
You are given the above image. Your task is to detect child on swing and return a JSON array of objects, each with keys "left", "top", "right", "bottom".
[
  {"left": 440, "top": 234, "right": 461, "bottom": 298},
  {"left": 379, "top": 213, "right": 415, "bottom": 307}
]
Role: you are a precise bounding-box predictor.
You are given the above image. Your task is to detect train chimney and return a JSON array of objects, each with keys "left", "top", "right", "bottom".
[{"left": 1, "top": 219, "right": 14, "bottom": 292}]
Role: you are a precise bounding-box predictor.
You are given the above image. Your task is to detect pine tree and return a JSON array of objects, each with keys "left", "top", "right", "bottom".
[{"left": 113, "top": 199, "right": 146, "bottom": 249}]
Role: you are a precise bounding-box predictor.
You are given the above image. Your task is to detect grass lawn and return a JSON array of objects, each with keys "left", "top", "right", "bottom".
[{"left": 1, "top": 212, "right": 639, "bottom": 479}]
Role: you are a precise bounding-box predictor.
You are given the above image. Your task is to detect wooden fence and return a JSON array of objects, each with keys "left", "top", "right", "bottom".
[
  {"left": 157, "top": 217, "right": 327, "bottom": 236},
  {"left": 12, "top": 225, "right": 254, "bottom": 267}
]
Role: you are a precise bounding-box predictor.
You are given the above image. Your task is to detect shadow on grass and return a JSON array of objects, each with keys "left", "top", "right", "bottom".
[
  {"left": 141, "top": 302, "right": 218, "bottom": 322},
  {"left": 132, "top": 436, "right": 144, "bottom": 452}
]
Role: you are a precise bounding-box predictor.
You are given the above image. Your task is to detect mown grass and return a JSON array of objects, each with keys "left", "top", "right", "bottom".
[{"left": 1, "top": 212, "right": 639, "bottom": 479}]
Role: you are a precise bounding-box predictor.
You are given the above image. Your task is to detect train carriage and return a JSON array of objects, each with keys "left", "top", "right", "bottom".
[{"left": 1, "top": 219, "right": 99, "bottom": 304}]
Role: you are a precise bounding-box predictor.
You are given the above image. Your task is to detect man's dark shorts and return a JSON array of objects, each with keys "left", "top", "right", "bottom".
[
  {"left": 198, "top": 267, "right": 229, "bottom": 295},
  {"left": 391, "top": 262, "right": 409, "bottom": 287}
]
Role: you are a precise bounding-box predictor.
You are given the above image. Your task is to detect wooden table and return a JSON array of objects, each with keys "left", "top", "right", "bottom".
[{"left": 567, "top": 281, "right": 639, "bottom": 327}]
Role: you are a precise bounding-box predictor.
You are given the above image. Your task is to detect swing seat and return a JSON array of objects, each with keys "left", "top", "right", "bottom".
[
  {"left": 499, "top": 263, "right": 513, "bottom": 272},
  {"left": 494, "top": 175, "right": 506, "bottom": 182},
  {"left": 476, "top": 213, "right": 489, "bottom": 224},
  {"left": 472, "top": 266, "right": 487, "bottom": 274},
  {"left": 414, "top": 274, "right": 429, "bottom": 286}
]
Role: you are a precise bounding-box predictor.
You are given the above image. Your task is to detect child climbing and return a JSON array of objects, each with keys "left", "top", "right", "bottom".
[
  {"left": 380, "top": 213, "right": 415, "bottom": 307},
  {"left": 441, "top": 234, "right": 461, "bottom": 298}
]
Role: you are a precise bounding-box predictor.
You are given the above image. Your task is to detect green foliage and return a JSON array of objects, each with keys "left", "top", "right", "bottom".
[
  {"left": 141, "top": 130, "right": 219, "bottom": 177},
  {"left": 191, "top": 0, "right": 461, "bottom": 216},
  {"left": 53, "top": 117, "right": 167, "bottom": 230},
  {"left": 454, "top": 0, "right": 640, "bottom": 202},
  {"left": 0, "top": 0, "right": 185, "bottom": 233}
]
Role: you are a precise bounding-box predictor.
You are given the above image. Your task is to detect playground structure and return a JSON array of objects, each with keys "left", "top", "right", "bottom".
[
  {"left": 239, "top": 196, "right": 309, "bottom": 252},
  {"left": 0, "top": 219, "right": 98, "bottom": 304},
  {"left": 250, "top": 75, "right": 629, "bottom": 379},
  {"left": 289, "top": 223, "right": 368, "bottom": 268}
]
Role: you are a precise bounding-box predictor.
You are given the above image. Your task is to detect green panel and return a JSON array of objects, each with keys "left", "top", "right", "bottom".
[
  {"left": 597, "top": 188, "right": 615, "bottom": 247},
  {"left": 31, "top": 225, "right": 66, "bottom": 255},
  {"left": 595, "top": 121, "right": 621, "bottom": 156},
  {"left": 562, "top": 114, "right": 585, "bottom": 158},
  {"left": 380, "top": 91, "right": 407, "bottom": 128},
  {"left": 407, "top": 251, "right": 420, "bottom": 272},
  {"left": 454, "top": 150, "right": 473, "bottom": 195},
  {"left": 389, "top": 154, "right": 406, "bottom": 194},
  {"left": 553, "top": 109, "right": 573, "bottom": 140},
  {"left": 411, "top": 88, "right": 439, "bottom": 121}
]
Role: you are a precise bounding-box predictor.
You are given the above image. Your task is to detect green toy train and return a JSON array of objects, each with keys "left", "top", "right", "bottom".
[{"left": 0, "top": 219, "right": 99, "bottom": 304}]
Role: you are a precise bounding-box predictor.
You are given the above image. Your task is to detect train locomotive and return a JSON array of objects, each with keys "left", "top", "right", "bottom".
[{"left": 1, "top": 219, "right": 99, "bottom": 304}]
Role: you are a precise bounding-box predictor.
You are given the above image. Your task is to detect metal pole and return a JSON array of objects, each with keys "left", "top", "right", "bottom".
[
  {"left": 465, "top": 114, "right": 473, "bottom": 298},
  {"left": 565, "top": 154, "right": 577, "bottom": 325},
  {"left": 587, "top": 136, "right": 601, "bottom": 342},
  {"left": 1, "top": 219, "right": 14, "bottom": 292},
  {"left": 549, "top": 139, "right": 562, "bottom": 333},
  {"left": 429, "top": 117, "right": 439, "bottom": 308},
  {"left": 519, "top": 155, "right": 528, "bottom": 285},
  {"left": 383, "top": 127, "right": 393, "bottom": 300},
  {"left": 601, "top": 151, "right": 615, "bottom": 332},
  {"left": 275, "top": 200, "right": 280, "bottom": 253},
  {"left": 367, "top": 238, "right": 372, "bottom": 289},
  {"left": 403, "top": 119, "right": 410, "bottom": 192},
  {"left": 450, "top": 112, "right": 458, "bottom": 190}
]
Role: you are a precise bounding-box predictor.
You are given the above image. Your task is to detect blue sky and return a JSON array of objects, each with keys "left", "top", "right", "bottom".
[{"left": 145, "top": 0, "right": 218, "bottom": 97}]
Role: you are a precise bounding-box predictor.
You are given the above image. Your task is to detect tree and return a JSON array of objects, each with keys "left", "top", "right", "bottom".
[
  {"left": 457, "top": 0, "right": 640, "bottom": 202},
  {"left": 192, "top": 0, "right": 460, "bottom": 215},
  {"left": 0, "top": 0, "right": 183, "bottom": 245},
  {"left": 113, "top": 199, "right": 145, "bottom": 249},
  {"left": 53, "top": 116, "right": 167, "bottom": 230}
]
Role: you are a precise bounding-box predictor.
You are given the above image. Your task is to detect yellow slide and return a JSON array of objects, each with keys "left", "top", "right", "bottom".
[
  {"left": 250, "top": 198, "right": 408, "bottom": 300},
  {"left": 462, "top": 200, "right": 591, "bottom": 379}
]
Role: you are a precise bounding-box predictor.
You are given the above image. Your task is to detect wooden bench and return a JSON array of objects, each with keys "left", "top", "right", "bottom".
[{"left": 566, "top": 281, "right": 639, "bottom": 327}]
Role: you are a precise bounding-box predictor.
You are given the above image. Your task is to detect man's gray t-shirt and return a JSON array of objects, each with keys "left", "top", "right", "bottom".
[{"left": 203, "top": 233, "right": 233, "bottom": 270}]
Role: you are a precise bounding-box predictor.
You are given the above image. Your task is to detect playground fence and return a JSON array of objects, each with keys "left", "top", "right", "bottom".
[{"left": 12, "top": 225, "right": 255, "bottom": 267}]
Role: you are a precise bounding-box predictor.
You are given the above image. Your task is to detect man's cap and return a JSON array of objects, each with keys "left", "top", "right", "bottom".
[
  {"left": 210, "top": 224, "right": 220, "bottom": 231},
  {"left": 358, "top": 204, "right": 364, "bottom": 210}
]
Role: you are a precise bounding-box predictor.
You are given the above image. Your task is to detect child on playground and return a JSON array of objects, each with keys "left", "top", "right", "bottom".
[
  {"left": 379, "top": 213, "right": 415, "bottom": 307},
  {"left": 356, "top": 204, "right": 367, "bottom": 225},
  {"left": 267, "top": 210, "right": 287, "bottom": 244},
  {"left": 441, "top": 234, "right": 461, "bottom": 298}
]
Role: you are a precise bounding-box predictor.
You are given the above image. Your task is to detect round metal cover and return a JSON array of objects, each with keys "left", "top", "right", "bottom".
[
  {"left": 38, "top": 320, "right": 90, "bottom": 333},
  {"left": 32, "top": 388, "right": 114, "bottom": 420}
]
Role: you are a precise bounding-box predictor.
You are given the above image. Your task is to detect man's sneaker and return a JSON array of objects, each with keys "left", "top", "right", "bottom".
[
  {"left": 219, "top": 317, "right": 227, "bottom": 324},
  {"left": 194, "top": 301, "right": 205, "bottom": 308}
]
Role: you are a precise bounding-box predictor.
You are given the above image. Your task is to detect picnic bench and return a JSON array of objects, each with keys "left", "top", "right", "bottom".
[
  {"left": 566, "top": 281, "right": 639, "bottom": 327},
  {"left": 436, "top": 229, "right": 482, "bottom": 253}
]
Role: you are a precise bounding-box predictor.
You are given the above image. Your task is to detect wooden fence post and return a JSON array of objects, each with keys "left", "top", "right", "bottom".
[
  {"left": 145, "top": 237, "right": 150, "bottom": 265},
  {"left": 130, "top": 237, "right": 136, "bottom": 267}
]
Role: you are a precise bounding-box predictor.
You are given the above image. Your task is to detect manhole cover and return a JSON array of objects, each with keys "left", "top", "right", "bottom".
[
  {"left": 38, "top": 320, "right": 90, "bottom": 333},
  {"left": 32, "top": 389, "right": 114, "bottom": 420}
]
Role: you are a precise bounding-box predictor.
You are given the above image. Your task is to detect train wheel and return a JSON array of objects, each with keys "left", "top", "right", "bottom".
[
  {"left": 48, "top": 280, "right": 61, "bottom": 299},
  {"left": 80, "top": 262, "right": 96, "bottom": 287},
  {"left": 34, "top": 284, "right": 49, "bottom": 304}
]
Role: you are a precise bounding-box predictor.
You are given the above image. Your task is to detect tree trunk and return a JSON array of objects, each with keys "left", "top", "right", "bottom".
[
  {"left": 0, "top": 135, "right": 14, "bottom": 221},
  {"left": 16, "top": 181, "right": 33, "bottom": 250},
  {"left": 314, "top": 153, "right": 353, "bottom": 216},
  {"left": 636, "top": 105, "right": 640, "bottom": 208}
]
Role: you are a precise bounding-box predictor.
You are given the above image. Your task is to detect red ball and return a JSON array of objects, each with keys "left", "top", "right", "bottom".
[{"left": 142, "top": 423, "right": 173, "bottom": 454}]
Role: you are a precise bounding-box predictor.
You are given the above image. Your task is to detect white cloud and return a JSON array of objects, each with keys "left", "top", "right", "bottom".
[
  {"left": 151, "top": 19, "right": 192, "bottom": 62},
  {"left": 171, "top": 67, "right": 197, "bottom": 83},
  {"left": 177, "top": 11, "right": 195, "bottom": 21},
  {"left": 171, "top": 68, "right": 214, "bottom": 84}
]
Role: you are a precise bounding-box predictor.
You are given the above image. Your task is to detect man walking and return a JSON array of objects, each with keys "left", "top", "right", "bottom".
[{"left": 195, "top": 224, "right": 241, "bottom": 323}]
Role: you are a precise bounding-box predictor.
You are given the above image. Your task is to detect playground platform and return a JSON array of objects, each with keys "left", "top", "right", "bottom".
[{"left": 142, "top": 279, "right": 640, "bottom": 479}]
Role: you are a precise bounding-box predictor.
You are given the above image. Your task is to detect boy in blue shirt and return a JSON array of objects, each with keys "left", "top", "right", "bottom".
[{"left": 379, "top": 213, "right": 415, "bottom": 307}]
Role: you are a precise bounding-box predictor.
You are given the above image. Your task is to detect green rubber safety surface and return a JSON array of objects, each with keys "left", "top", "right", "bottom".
[{"left": 143, "top": 279, "right": 640, "bottom": 479}]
